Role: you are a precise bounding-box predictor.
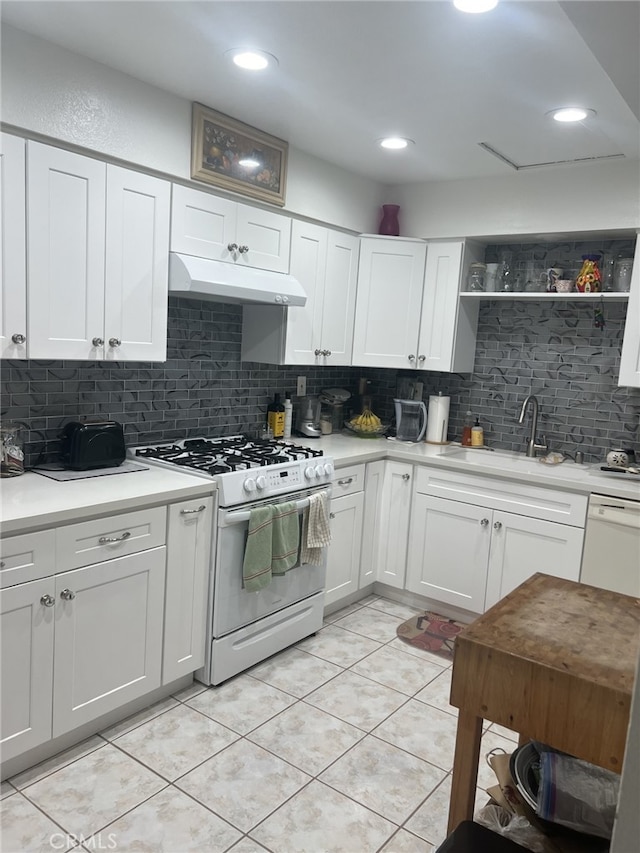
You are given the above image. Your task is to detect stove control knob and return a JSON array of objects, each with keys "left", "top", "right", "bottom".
[
  {"left": 256, "top": 475, "right": 267, "bottom": 491},
  {"left": 323, "top": 462, "right": 334, "bottom": 477},
  {"left": 305, "top": 466, "right": 316, "bottom": 480},
  {"left": 314, "top": 464, "right": 325, "bottom": 478},
  {"left": 244, "top": 478, "right": 257, "bottom": 493}
]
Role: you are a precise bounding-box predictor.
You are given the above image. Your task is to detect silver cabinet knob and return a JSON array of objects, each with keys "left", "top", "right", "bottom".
[
  {"left": 408, "top": 354, "right": 416, "bottom": 361},
  {"left": 60, "top": 588, "right": 76, "bottom": 600},
  {"left": 40, "top": 594, "right": 55, "bottom": 607},
  {"left": 108, "top": 338, "right": 121, "bottom": 348},
  {"left": 11, "top": 333, "right": 26, "bottom": 344},
  {"left": 323, "top": 349, "right": 332, "bottom": 356},
  {"left": 227, "top": 242, "right": 238, "bottom": 252},
  {"left": 418, "top": 355, "right": 426, "bottom": 362},
  {"left": 180, "top": 504, "right": 206, "bottom": 515},
  {"left": 314, "top": 349, "right": 323, "bottom": 356},
  {"left": 329, "top": 512, "right": 335, "bottom": 519},
  {"left": 92, "top": 337, "right": 104, "bottom": 347},
  {"left": 238, "top": 245, "right": 249, "bottom": 254},
  {"left": 0, "top": 561, "right": 5, "bottom": 568},
  {"left": 98, "top": 531, "right": 131, "bottom": 544},
  {"left": 402, "top": 473, "right": 410, "bottom": 481},
  {"left": 480, "top": 518, "right": 489, "bottom": 527},
  {"left": 493, "top": 521, "right": 502, "bottom": 530}
]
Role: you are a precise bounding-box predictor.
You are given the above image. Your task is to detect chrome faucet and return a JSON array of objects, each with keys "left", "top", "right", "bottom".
[{"left": 518, "top": 395, "right": 548, "bottom": 458}]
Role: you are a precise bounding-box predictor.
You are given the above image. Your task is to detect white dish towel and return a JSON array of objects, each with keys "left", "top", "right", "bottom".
[{"left": 301, "top": 491, "right": 331, "bottom": 565}]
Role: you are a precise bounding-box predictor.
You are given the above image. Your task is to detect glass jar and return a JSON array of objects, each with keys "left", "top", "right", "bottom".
[
  {"left": 614, "top": 258, "right": 634, "bottom": 292},
  {"left": 467, "top": 262, "right": 486, "bottom": 292},
  {"left": 1, "top": 421, "right": 25, "bottom": 477},
  {"left": 320, "top": 413, "right": 333, "bottom": 435}
]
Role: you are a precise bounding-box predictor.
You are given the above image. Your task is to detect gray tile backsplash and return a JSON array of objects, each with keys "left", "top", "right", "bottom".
[{"left": 2, "top": 240, "right": 638, "bottom": 467}]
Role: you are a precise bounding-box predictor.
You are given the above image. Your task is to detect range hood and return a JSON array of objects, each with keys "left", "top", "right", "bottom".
[{"left": 169, "top": 253, "right": 307, "bottom": 307}]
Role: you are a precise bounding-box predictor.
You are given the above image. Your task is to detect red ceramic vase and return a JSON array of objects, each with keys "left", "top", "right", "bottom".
[{"left": 378, "top": 204, "right": 400, "bottom": 236}]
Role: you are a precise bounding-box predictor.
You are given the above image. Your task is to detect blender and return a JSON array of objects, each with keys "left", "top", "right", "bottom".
[{"left": 295, "top": 395, "right": 322, "bottom": 437}]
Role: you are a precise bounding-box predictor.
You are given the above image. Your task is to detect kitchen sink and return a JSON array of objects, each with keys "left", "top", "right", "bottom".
[{"left": 438, "top": 446, "right": 592, "bottom": 478}]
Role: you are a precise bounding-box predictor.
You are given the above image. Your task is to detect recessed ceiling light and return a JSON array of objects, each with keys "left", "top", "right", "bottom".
[
  {"left": 227, "top": 49, "right": 277, "bottom": 71},
  {"left": 453, "top": 0, "right": 498, "bottom": 13},
  {"left": 549, "top": 107, "right": 595, "bottom": 123},
  {"left": 378, "top": 137, "right": 414, "bottom": 150}
]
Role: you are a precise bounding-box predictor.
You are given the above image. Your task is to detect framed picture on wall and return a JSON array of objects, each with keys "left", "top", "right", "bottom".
[{"left": 191, "top": 103, "right": 288, "bottom": 206}]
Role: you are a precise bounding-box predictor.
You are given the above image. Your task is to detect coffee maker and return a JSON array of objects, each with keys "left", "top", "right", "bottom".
[
  {"left": 296, "top": 396, "right": 322, "bottom": 437},
  {"left": 394, "top": 398, "right": 427, "bottom": 442}
]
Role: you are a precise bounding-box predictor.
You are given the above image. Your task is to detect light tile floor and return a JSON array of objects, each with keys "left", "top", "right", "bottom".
[{"left": 1, "top": 595, "right": 518, "bottom": 853}]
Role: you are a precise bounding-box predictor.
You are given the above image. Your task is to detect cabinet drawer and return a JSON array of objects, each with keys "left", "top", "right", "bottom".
[
  {"left": 332, "top": 464, "right": 366, "bottom": 496},
  {"left": 415, "top": 466, "right": 588, "bottom": 527},
  {"left": 0, "top": 530, "right": 57, "bottom": 588},
  {"left": 56, "top": 507, "right": 167, "bottom": 570}
]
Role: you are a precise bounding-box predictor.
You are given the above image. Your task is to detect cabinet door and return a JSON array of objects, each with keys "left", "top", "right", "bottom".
[
  {"left": 352, "top": 237, "right": 427, "bottom": 369},
  {"left": 170, "top": 184, "right": 236, "bottom": 261},
  {"left": 104, "top": 166, "right": 170, "bottom": 362},
  {"left": 52, "top": 547, "right": 165, "bottom": 737},
  {"left": 418, "top": 240, "right": 480, "bottom": 373},
  {"left": 1, "top": 578, "right": 54, "bottom": 761},
  {"left": 0, "top": 133, "right": 27, "bottom": 359},
  {"left": 324, "top": 491, "right": 364, "bottom": 608},
  {"left": 163, "top": 497, "right": 213, "bottom": 684},
  {"left": 377, "top": 462, "right": 413, "bottom": 589},
  {"left": 406, "top": 494, "right": 490, "bottom": 613},
  {"left": 360, "top": 460, "right": 385, "bottom": 588},
  {"left": 484, "top": 511, "right": 584, "bottom": 611},
  {"left": 284, "top": 220, "right": 327, "bottom": 364},
  {"left": 319, "top": 230, "right": 359, "bottom": 365},
  {"left": 619, "top": 237, "right": 640, "bottom": 387},
  {"left": 27, "top": 142, "right": 107, "bottom": 360},
  {"left": 235, "top": 203, "right": 291, "bottom": 273}
]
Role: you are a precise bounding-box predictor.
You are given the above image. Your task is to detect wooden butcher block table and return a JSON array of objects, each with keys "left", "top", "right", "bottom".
[{"left": 447, "top": 572, "right": 640, "bottom": 833}]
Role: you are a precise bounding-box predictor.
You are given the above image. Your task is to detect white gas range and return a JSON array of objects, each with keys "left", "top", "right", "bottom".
[{"left": 132, "top": 435, "right": 334, "bottom": 684}]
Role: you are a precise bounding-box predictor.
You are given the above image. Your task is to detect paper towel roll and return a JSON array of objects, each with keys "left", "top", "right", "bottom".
[{"left": 426, "top": 395, "right": 450, "bottom": 444}]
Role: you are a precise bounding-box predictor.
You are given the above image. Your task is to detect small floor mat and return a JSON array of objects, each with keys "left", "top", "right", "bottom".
[{"left": 396, "top": 611, "right": 467, "bottom": 661}]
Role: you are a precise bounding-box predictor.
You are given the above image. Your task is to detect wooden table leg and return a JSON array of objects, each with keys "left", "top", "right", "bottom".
[{"left": 447, "top": 709, "right": 483, "bottom": 834}]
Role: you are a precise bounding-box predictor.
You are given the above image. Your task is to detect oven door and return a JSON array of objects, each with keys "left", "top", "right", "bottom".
[{"left": 212, "top": 485, "right": 330, "bottom": 638}]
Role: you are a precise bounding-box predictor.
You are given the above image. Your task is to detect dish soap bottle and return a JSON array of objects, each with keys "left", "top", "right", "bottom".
[
  {"left": 461, "top": 411, "right": 473, "bottom": 446},
  {"left": 471, "top": 417, "right": 484, "bottom": 447},
  {"left": 267, "top": 393, "right": 285, "bottom": 439}
]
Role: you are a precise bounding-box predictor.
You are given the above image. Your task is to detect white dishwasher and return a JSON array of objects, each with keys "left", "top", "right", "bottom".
[{"left": 581, "top": 494, "right": 640, "bottom": 597}]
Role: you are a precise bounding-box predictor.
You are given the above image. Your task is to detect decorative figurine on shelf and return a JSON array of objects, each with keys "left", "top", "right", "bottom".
[{"left": 575, "top": 254, "right": 602, "bottom": 293}]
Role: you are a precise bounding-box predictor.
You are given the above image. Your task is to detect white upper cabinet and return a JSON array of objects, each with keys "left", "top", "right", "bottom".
[
  {"left": 0, "top": 133, "right": 27, "bottom": 359},
  {"left": 27, "top": 142, "right": 170, "bottom": 361},
  {"left": 618, "top": 235, "right": 640, "bottom": 387},
  {"left": 241, "top": 221, "right": 359, "bottom": 365},
  {"left": 171, "top": 184, "right": 291, "bottom": 273},
  {"left": 352, "top": 236, "right": 427, "bottom": 369}
]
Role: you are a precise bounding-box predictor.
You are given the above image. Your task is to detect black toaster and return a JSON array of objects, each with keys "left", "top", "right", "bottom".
[{"left": 59, "top": 421, "right": 126, "bottom": 470}]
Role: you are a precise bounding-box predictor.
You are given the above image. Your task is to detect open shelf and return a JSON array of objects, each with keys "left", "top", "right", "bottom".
[{"left": 459, "top": 291, "right": 629, "bottom": 302}]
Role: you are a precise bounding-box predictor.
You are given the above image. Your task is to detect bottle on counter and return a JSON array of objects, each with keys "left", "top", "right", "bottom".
[
  {"left": 471, "top": 417, "right": 484, "bottom": 447},
  {"left": 267, "top": 393, "right": 285, "bottom": 439},
  {"left": 283, "top": 393, "right": 293, "bottom": 439},
  {"left": 461, "top": 411, "right": 473, "bottom": 446}
]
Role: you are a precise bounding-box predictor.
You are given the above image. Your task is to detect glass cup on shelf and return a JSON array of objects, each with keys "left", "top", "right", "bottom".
[
  {"left": 614, "top": 258, "right": 634, "bottom": 292},
  {"left": 467, "top": 262, "right": 486, "bottom": 292}
]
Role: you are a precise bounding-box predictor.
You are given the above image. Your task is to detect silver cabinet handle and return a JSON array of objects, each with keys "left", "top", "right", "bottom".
[
  {"left": 98, "top": 531, "right": 131, "bottom": 544},
  {"left": 108, "top": 337, "right": 121, "bottom": 348},
  {"left": 314, "top": 349, "right": 323, "bottom": 356},
  {"left": 181, "top": 504, "right": 206, "bottom": 515},
  {"left": 60, "top": 588, "right": 76, "bottom": 600},
  {"left": 493, "top": 521, "right": 502, "bottom": 530},
  {"left": 337, "top": 478, "right": 353, "bottom": 485},
  {"left": 402, "top": 473, "right": 410, "bottom": 481},
  {"left": 238, "top": 245, "right": 249, "bottom": 254},
  {"left": 408, "top": 354, "right": 415, "bottom": 361},
  {"left": 11, "top": 333, "right": 26, "bottom": 344},
  {"left": 480, "top": 518, "right": 489, "bottom": 526},
  {"left": 92, "top": 337, "right": 104, "bottom": 347},
  {"left": 227, "top": 242, "right": 238, "bottom": 252},
  {"left": 40, "top": 594, "right": 55, "bottom": 607},
  {"left": 418, "top": 354, "right": 426, "bottom": 362},
  {"left": 329, "top": 512, "right": 335, "bottom": 519}
]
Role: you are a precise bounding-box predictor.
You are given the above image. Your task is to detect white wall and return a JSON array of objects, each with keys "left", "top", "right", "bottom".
[
  {"left": 387, "top": 160, "right": 640, "bottom": 240},
  {"left": 0, "top": 25, "right": 383, "bottom": 234}
]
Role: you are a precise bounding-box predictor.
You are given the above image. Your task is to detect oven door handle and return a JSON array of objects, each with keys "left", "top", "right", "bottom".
[{"left": 222, "top": 493, "right": 325, "bottom": 526}]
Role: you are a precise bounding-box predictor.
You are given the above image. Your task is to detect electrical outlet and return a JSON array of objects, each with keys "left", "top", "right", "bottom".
[{"left": 296, "top": 376, "right": 307, "bottom": 396}]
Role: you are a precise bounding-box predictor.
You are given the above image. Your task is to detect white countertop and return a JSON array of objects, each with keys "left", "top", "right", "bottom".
[
  {"left": 292, "top": 433, "right": 640, "bottom": 501},
  {"left": 0, "top": 466, "right": 216, "bottom": 536}
]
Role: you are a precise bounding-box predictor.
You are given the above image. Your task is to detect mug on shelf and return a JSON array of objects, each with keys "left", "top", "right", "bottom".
[{"left": 546, "top": 267, "right": 564, "bottom": 292}]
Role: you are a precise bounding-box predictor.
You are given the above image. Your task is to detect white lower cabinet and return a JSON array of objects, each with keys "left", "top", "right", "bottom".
[
  {"left": 52, "top": 547, "right": 166, "bottom": 737},
  {"left": 324, "top": 465, "right": 365, "bottom": 608},
  {"left": 360, "top": 460, "right": 385, "bottom": 588}
]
